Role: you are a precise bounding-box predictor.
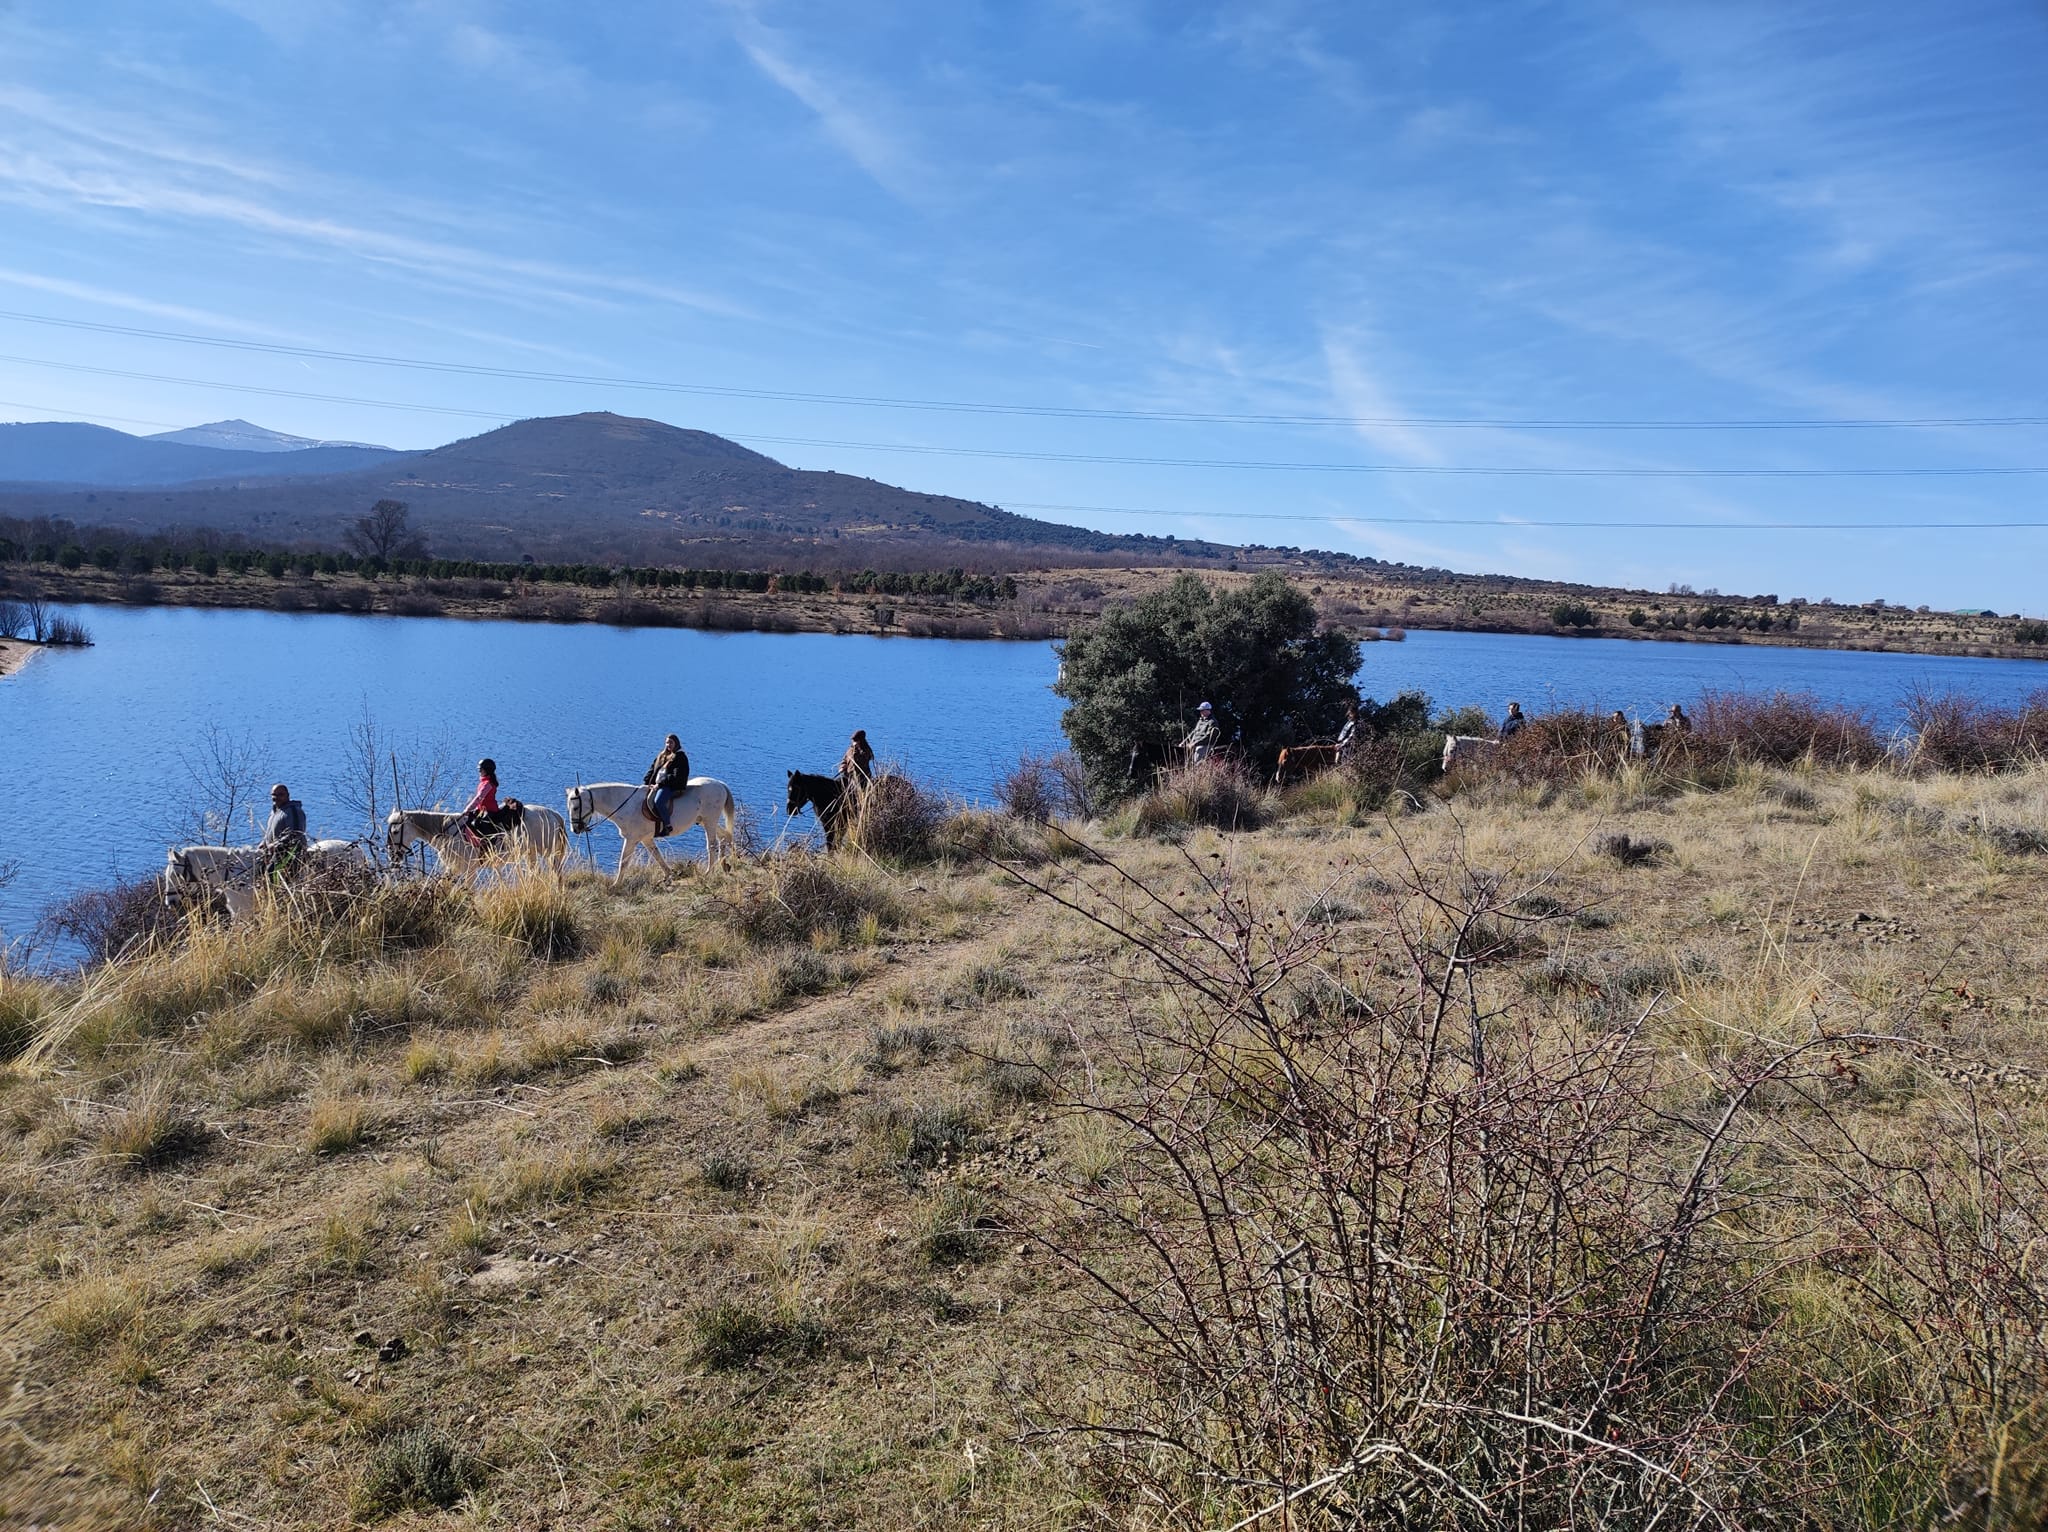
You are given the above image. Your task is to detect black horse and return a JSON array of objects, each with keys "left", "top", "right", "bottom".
[{"left": 786, "top": 769, "right": 849, "bottom": 848}]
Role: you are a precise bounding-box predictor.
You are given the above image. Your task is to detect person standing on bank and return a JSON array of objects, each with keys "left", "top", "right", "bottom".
[{"left": 643, "top": 733, "right": 690, "bottom": 838}]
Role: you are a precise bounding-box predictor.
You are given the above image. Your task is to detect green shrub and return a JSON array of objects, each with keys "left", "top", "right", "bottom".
[
  {"left": 693, "top": 1301, "right": 781, "bottom": 1369},
  {"left": 699, "top": 1151, "right": 753, "bottom": 1194},
  {"left": 916, "top": 1181, "right": 1001, "bottom": 1266},
  {"left": 351, "top": 1426, "right": 480, "bottom": 1516},
  {"left": 1055, "top": 571, "right": 1360, "bottom": 798},
  {"left": 1549, "top": 601, "right": 1596, "bottom": 629}
]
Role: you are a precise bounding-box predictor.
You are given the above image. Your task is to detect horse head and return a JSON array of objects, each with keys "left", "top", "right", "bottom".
[
  {"left": 785, "top": 771, "right": 802, "bottom": 816},
  {"left": 385, "top": 808, "right": 409, "bottom": 860},
  {"left": 567, "top": 785, "right": 589, "bottom": 835},
  {"left": 161, "top": 848, "right": 202, "bottom": 911}
]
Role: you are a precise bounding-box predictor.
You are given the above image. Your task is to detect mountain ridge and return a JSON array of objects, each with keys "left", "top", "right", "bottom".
[
  {"left": 0, "top": 411, "right": 1225, "bottom": 567},
  {"left": 0, "top": 420, "right": 400, "bottom": 487},
  {"left": 148, "top": 418, "right": 392, "bottom": 453}
]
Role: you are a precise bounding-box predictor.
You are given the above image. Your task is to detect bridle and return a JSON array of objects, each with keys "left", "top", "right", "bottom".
[
  {"left": 162, "top": 849, "right": 192, "bottom": 910},
  {"left": 569, "top": 783, "right": 632, "bottom": 837},
  {"left": 387, "top": 810, "right": 446, "bottom": 868}
]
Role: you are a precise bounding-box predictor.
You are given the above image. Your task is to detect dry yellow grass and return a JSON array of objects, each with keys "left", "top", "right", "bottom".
[{"left": 2, "top": 770, "right": 2047, "bottom": 1525}]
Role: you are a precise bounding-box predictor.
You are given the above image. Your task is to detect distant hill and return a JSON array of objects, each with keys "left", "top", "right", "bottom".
[
  {"left": 0, "top": 421, "right": 400, "bottom": 487},
  {"left": 148, "top": 418, "right": 391, "bottom": 453},
  {"left": 0, "top": 412, "right": 1222, "bottom": 568}
]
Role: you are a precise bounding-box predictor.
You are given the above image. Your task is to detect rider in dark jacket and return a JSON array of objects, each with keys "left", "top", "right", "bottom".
[
  {"left": 259, "top": 782, "right": 308, "bottom": 876},
  {"left": 644, "top": 734, "right": 689, "bottom": 836},
  {"left": 838, "top": 729, "right": 874, "bottom": 791}
]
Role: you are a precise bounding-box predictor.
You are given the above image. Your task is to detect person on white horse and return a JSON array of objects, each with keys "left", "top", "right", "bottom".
[
  {"left": 461, "top": 758, "right": 521, "bottom": 850},
  {"left": 258, "top": 782, "right": 309, "bottom": 879},
  {"left": 643, "top": 734, "right": 690, "bottom": 838}
]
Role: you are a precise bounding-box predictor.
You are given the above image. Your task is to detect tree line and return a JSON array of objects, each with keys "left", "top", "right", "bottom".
[{"left": 0, "top": 508, "right": 1022, "bottom": 604}]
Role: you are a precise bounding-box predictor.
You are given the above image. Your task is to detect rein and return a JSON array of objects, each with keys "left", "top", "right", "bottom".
[{"left": 575, "top": 785, "right": 637, "bottom": 835}]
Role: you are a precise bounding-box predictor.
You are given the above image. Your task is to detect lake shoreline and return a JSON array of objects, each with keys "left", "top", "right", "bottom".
[
  {"left": 0, "top": 638, "right": 36, "bottom": 678},
  {"left": 11, "top": 563, "right": 2048, "bottom": 663}
]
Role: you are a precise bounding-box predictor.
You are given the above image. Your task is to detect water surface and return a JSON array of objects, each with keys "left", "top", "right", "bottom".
[{"left": 6, "top": 605, "right": 2045, "bottom": 960}]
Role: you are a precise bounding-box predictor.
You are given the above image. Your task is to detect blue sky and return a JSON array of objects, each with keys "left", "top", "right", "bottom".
[{"left": 1, "top": 1, "right": 2044, "bottom": 608}]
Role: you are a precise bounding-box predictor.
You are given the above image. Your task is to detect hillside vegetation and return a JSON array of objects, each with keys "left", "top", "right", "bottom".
[{"left": 7, "top": 725, "right": 2048, "bottom": 1527}]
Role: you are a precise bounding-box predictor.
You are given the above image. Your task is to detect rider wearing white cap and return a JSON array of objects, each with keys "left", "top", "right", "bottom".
[{"left": 1183, "top": 701, "right": 1220, "bottom": 765}]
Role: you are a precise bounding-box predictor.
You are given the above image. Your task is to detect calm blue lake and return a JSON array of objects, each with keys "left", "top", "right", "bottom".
[{"left": 5, "top": 604, "right": 2045, "bottom": 961}]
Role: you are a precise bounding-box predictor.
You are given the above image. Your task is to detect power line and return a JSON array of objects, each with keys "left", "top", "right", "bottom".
[
  {"left": 1004, "top": 501, "right": 2048, "bottom": 531},
  {"left": 2, "top": 354, "right": 2042, "bottom": 479},
  {"left": 0, "top": 398, "right": 184, "bottom": 431},
  {"left": 2, "top": 307, "right": 2043, "bottom": 432},
  {"left": 732, "top": 433, "right": 2048, "bottom": 478},
  {"left": 0, "top": 354, "right": 517, "bottom": 422},
  {"left": 0, "top": 388, "right": 2036, "bottom": 531}
]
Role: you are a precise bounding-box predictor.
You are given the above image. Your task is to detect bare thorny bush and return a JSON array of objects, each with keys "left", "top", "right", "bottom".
[{"left": 998, "top": 828, "right": 2048, "bottom": 1528}]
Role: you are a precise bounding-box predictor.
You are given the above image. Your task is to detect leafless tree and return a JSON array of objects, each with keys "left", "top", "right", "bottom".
[
  {"left": 173, "top": 723, "right": 271, "bottom": 846},
  {"left": 343, "top": 499, "right": 428, "bottom": 562},
  {"left": 331, "top": 699, "right": 453, "bottom": 866}
]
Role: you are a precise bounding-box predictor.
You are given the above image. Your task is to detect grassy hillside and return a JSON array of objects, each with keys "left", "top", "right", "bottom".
[{"left": 7, "top": 744, "right": 2048, "bottom": 1526}]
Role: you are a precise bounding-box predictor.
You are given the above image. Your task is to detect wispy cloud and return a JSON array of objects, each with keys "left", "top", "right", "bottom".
[
  {"left": 436, "top": 15, "right": 588, "bottom": 96},
  {"left": 723, "top": 6, "right": 926, "bottom": 203},
  {"left": 1623, "top": 5, "right": 2041, "bottom": 286},
  {"left": 0, "top": 266, "right": 298, "bottom": 337},
  {"left": 1319, "top": 330, "right": 1445, "bottom": 465},
  {"left": 0, "top": 90, "right": 751, "bottom": 320}
]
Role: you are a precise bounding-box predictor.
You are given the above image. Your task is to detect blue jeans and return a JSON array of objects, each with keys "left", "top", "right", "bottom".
[{"left": 650, "top": 785, "right": 674, "bottom": 833}]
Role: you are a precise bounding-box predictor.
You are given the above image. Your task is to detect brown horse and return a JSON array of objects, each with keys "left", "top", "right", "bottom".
[{"left": 1274, "top": 743, "right": 1342, "bottom": 784}]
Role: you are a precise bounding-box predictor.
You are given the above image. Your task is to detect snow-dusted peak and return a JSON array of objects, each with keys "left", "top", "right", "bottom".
[{"left": 149, "top": 418, "right": 391, "bottom": 453}]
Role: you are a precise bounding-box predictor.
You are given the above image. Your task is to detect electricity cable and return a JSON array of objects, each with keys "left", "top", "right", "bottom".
[
  {"left": 1, "top": 307, "right": 2043, "bottom": 432},
  {"left": 2, "top": 355, "right": 2044, "bottom": 478}
]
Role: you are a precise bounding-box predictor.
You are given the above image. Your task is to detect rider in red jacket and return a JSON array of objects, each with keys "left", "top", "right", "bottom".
[{"left": 463, "top": 758, "right": 502, "bottom": 845}]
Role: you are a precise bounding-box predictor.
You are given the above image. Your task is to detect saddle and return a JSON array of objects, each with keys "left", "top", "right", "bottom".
[{"left": 474, "top": 801, "right": 524, "bottom": 840}]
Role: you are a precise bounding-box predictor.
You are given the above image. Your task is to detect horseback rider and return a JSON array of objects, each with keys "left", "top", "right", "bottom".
[
  {"left": 463, "top": 758, "right": 506, "bottom": 847},
  {"left": 1335, "top": 701, "right": 1360, "bottom": 763},
  {"left": 1182, "top": 701, "right": 1220, "bottom": 766},
  {"left": 258, "top": 782, "right": 308, "bottom": 877},
  {"left": 838, "top": 729, "right": 874, "bottom": 792},
  {"left": 1499, "top": 701, "right": 1526, "bottom": 742},
  {"left": 1666, "top": 702, "right": 1692, "bottom": 734},
  {"left": 644, "top": 733, "right": 690, "bottom": 838}
]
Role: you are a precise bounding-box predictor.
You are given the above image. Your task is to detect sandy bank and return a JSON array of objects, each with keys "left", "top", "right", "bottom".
[{"left": 0, "top": 638, "right": 37, "bottom": 678}]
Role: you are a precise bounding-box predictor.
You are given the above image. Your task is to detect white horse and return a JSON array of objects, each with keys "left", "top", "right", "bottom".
[
  {"left": 567, "top": 779, "right": 738, "bottom": 881},
  {"left": 1441, "top": 734, "right": 1504, "bottom": 773},
  {"left": 162, "top": 840, "right": 368, "bottom": 922},
  {"left": 386, "top": 805, "right": 568, "bottom": 881}
]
